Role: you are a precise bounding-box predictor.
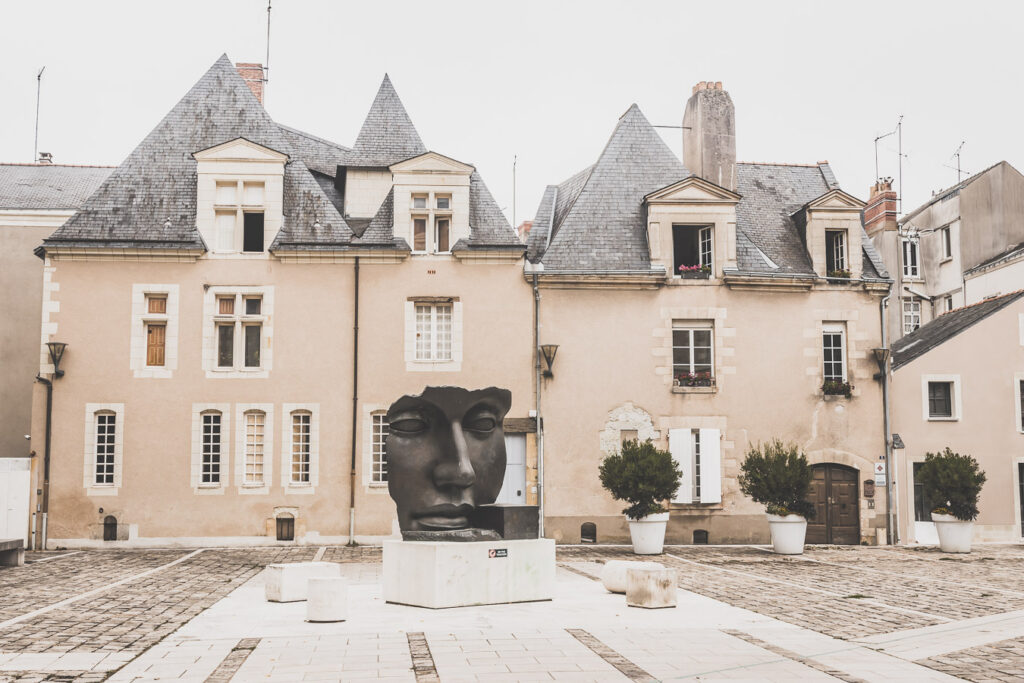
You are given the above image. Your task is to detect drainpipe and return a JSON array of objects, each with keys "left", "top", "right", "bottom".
[
  {"left": 348, "top": 256, "right": 360, "bottom": 546},
  {"left": 880, "top": 290, "right": 895, "bottom": 545},
  {"left": 532, "top": 272, "right": 544, "bottom": 538},
  {"left": 35, "top": 374, "right": 52, "bottom": 550}
]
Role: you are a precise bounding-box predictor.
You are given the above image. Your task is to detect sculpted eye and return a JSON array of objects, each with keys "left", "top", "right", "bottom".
[
  {"left": 466, "top": 416, "right": 496, "bottom": 433},
  {"left": 390, "top": 418, "right": 427, "bottom": 434}
]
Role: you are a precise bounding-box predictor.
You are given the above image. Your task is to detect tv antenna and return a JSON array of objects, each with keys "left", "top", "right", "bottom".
[
  {"left": 34, "top": 67, "right": 45, "bottom": 163},
  {"left": 873, "top": 114, "right": 903, "bottom": 212},
  {"left": 951, "top": 141, "right": 966, "bottom": 182},
  {"left": 264, "top": 0, "right": 272, "bottom": 105}
]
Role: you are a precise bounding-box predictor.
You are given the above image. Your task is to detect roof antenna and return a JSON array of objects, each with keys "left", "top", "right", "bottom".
[
  {"left": 951, "top": 141, "right": 966, "bottom": 182},
  {"left": 34, "top": 66, "right": 45, "bottom": 163},
  {"left": 512, "top": 155, "right": 517, "bottom": 229},
  {"left": 264, "top": 0, "right": 271, "bottom": 106},
  {"left": 873, "top": 114, "right": 903, "bottom": 212}
]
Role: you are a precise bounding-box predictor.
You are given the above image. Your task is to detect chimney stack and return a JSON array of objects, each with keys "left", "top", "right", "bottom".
[
  {"left": 863, "top": 178, "right": 898, "bottom": 238},
  {"left": 683, "top": 81, "right": 736, "bottom": 191},
  {"left": 235, "top": 63, "right": 265, "bottom": 104},
  {"left": 37, "top": 152, "right": 53, "bottom": 164}
]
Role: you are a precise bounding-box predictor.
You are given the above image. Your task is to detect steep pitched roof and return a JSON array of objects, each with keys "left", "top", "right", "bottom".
[
  {"left": 353, "top": 187, "right": 400, "bottom": 246},
  {"left": 892, "top": 290, "right": 1024, "bottom": 369},
  {"left": 44, "top": 54, "right": 348, "bottom": 250},
  {"left": 269, "top": 160, "right": 353, "bottom": 250},
  {"left": 277, "top": 124, "right": 350, "bottom": 177},
  {"left": 0, "top": 164, "right": 113, "bottom": 210},
  {"left": 345, "top": 75, "right": 426, "bottom": 168},
  {"left": 526, "top": 185, "right": 557, "bottom": 262},
  {"left": 540, "top": 105, "right": 689, "bottom": 271},
  {"left": 465, "top": 171, "right": 520, "bottom": 247}
]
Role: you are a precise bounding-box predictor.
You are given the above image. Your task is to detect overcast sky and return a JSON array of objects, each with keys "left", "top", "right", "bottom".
[{"left": 2, "top": 0, "right": 1022, "bottom": 225}]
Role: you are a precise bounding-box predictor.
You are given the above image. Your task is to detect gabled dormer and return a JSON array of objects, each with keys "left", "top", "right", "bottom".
[
  {"left": 390, "top": 152, "right": 474, "bottom": 254},
  {"left": 644, "top": 176, "right": 741, "bottom": 279},
  {"left": 194, "top": 137, "right": 288, "bottom": 256},
  {"left": 795, "top": 189, "right": 866, "bottom": 279}
]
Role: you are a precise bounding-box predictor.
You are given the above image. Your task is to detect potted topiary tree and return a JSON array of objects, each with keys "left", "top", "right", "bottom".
[
  {"left": 737, "top": 440, "right": 815, "bottom": 555},
  {"left": 599, "top": 439, "right": 681, "bottom": 554},
  {"left": 917, "top": 448, "right": 986, "bottom": 553}
]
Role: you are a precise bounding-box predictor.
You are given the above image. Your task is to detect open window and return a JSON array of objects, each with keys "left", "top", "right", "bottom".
[
  {"left": 672, "top": 225, "right": 713, "bottom": 275},
  {"left": 825, "top": 230, "right": 847, "bottom": 275}
]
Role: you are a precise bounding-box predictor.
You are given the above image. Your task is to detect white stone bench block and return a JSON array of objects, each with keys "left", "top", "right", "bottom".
[
  {"left": 599, "top": 560, "right": 664, "bottom": 594},
  {"left": 306, "top": 577, "right": 347, "bottom": 622},
  {"left": 264, "top": 562, "right": 341, "bottom": 603},
  {"left": 0, "top": 539, "right": 25, "bottom": 567},
  {"left": 626, "top": 567, "right": 677, "bottom": 609}
]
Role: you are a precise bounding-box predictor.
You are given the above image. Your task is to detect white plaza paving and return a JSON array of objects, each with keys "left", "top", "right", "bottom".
[{"left": 93, "top": 560, "right": 968, "bottom": 682}]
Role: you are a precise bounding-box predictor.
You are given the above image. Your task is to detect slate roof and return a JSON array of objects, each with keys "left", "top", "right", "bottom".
[
  {"left": 277, "top": 124, "right": 350, "bottom": 177},
  {"left": 345, "top": 75, "right": 426, "bottom": 168},
  {"left": 538, "top": 105, "right": 689, "bottom": 271},
  {"left": 464, "top": 171, "right": 521, "bottom": 247},
  {"left": 0, "top": 164, "right": 112, "bottom": 210},
  {"left": 529, "top": 106, "right": 888, "bottom": 279},
  {"left": 44, "top": 54, "right": 349, "bottom": 250},
  {"left": 892, "top": 290, "right": 1024, "bottom": 369}
]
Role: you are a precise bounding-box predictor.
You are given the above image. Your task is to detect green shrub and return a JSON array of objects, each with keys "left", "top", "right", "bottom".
[
  {"left": 737, "top": 439, "right": 816, "bottom": 519},
  {"left": 599, "top": 439, "right": 681, "bottom": 520},
  {"left": 917, "top": 448, "right": 986, "bottom": 521}
]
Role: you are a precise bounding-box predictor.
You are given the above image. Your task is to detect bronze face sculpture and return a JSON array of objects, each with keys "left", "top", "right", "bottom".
[{"left": 386, "top": 386, "right": 511, "bottom": 541}]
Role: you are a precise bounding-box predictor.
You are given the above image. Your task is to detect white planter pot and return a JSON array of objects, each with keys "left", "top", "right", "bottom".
[
  {"left": 766, "top": 513, "right": 807, "bottom": 555},
  {"left": 628, "top": 513, "right": 669, "bottom": 555},
  {"left": 931, "top": 513, "right": 974, "bottom": 553}
]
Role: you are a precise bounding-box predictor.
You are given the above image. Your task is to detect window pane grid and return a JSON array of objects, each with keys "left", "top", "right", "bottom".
[
  {"left": 372, "top": 413, "right": 389, "bottom": 483},
  {"left": 928, "top": 382, "right": 952, "bottom": 418},
  {"left": 291, "top": 413, "right": 311, "bottom": 484},
  {"left": 823, "top": 331, "right": 845, "bottom": 381},
  {"left": 201, "top": 413, "right": 221, "bottom": 484},
  {"left": 672, "top": 327, "right": 713, "bottom": 382},
  {"left": 903, "top": 299, "right": 921, "bottom": 333},
  {"left": 699, "top": 227, "right": 713, "bottom": 268},
  {"left": 415, "top": 303, "right": 452, "bottom": 361},
  {"left": 94, "top": 413, "right": 116, "bottom": 485},
  {"left": 245, "top": 412, "right": 265, "bottom": 484},
  {"left": 693, "top": 430, "right": 702, "bottom": 502}
]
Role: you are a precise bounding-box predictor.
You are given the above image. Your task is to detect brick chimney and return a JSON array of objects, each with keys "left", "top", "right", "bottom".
[
  {"left": 863, "top": 178, "right": 898, "bottom": 238},
  {"left": 683, "top": 81, "right": 736, "bottom": 191},
  {"left": 236, "top": 63, "right": 265, "bottom": 104}
]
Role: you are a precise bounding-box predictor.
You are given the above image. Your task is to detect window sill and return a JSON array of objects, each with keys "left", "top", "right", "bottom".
[
  {"left": 285, "top": 484, "right": 315, "bottom": 495},
  {"left": 194, "top": 485, "right": 225, "bottom": 495},
  {"left": 86, "top": 486, "right": 118, "bottom": 497},
  {"left": 672, "top": 386, "right": 716, "bottom": 395},
  {"left": 940, "top": 257, "right": 953, "bottom": 264},
  {"left": 927, "top": 416, "right": 958, "bottom": 422},
  {"left": 822, "top": 393, "right": 853, "bottom": 401},
  {"left": 670, "top": 502, "right": 724, "bottom": 511}
]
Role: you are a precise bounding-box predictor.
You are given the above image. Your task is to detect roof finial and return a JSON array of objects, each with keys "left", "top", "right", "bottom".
[{"left": 163, "top": 217, "right": 172, "bottom": 229}]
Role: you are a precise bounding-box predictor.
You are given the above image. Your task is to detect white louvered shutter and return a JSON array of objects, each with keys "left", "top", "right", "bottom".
[
  {"left": 670, "top": 428, "right": 692, "bottom": 504},
  {"left": 699, "top": 428, "right": 722, "bottom": 503}
]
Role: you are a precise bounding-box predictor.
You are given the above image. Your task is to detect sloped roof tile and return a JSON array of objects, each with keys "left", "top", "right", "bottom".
[
  {"left": 345, "top": 75, "right": 426, "bottom": 168},
  {"left": 467, "top": 171, "right": 520, "bottom": 246},
  {"left": 0, "top": 164, "right": 113, "bottom": 210},
  {"left": 277, "top": 124, "right": 350, "bottom": 176}
]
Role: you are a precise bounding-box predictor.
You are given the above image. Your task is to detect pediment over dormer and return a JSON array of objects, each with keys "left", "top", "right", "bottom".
[
  {"left": 390, "top": 151, "right": 475, "bottom": 175},
  {"left": 644, "top": 176, "right": 742, "bottom": 204},
  {"left": 192, "top": 137, "right": 289, "bottom": 162},
  {"left": 803, "top": 189, "right": 866, "bottom": 212}
]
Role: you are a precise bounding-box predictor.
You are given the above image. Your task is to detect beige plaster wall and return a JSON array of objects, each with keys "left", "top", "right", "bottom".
[
  {"left": 892, "top": 301, "right": 1024, "bottom": 543},
  {"left": 36, "top": 253, "right": 534, "bottom": 543},
  {"left": 536, "top": 280, "right": 888, "bottom": 545}
]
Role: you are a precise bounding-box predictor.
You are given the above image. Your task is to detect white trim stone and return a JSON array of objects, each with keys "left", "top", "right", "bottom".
[
  {"left": 190, "top": 403, "right": 230, "bottom": 493},
  {"left": 235, "top": 403, "right": 273, "bottom": 494},
  {"left": 83, "top": 402, "right": 124, "bottom": 496},
  {"left": 129, "top": 284, "right": 180, "bottom": 378}
]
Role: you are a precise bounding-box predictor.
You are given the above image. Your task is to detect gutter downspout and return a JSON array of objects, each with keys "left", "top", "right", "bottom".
[
  {"left": 348, "top": 256, "right": 360, "bottom": 546},
  {"left": 532, "top": 272, "right": 544, "bottom": 538},
  {"left": 35, "top": 375, "right": 52, "bottom": 550},
  {"left": 880, "top": 289, "right": 895, "bottom": 545}
]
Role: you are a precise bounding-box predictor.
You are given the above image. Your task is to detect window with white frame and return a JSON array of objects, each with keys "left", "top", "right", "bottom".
[
  {"left": 902, "top": 238, "right": 920, "bottom": 278},
  {"left": 903, "top": 298, "right": 921, "bottom": 334},
  {"left": 944, "top": 295, "right": 953, "bottom": 313},
  {"left": 290, "top": 411, "right": 311, "bottom": 485},
  {"left": 825, "top": 230, "right": 847, "bottom": 274},
  {"left": 130, "top": 285, "right": 179, "bottom": 378},
  {"left": 921, "top": 375, "right": 961, "bottom": 421},
  {"left": 822, "top": 324, "right": 846, "bottom": 382},
  {"left": 214, "top": 180, "right": 266, "bottom": 253},
  {"left": 928, "top": 381, "right": 953, "bottom": 418},
  {"left": 671, "top": 225, "right": 713, "bottom": 275},
  {"left": 372, "top": 412, "right": 388, "bottom": 483},
  {"left": 244, "top": 410, "right": 266, "bottom": 485},
  {"left": 201, "top": 411, "right": 222, "bottom": 485},
  {"left": 94, "top": 412, "right": 116, "bottom": 486},
  {"left": 214, "top": 293, "right": 264, "bottom": 370},
  {"left": 411, "top": 193, "right": 452, "bottom": 254},
  {"left": 941, "top": 226, "right": 952, "bottom": 259},
  {"left": 669, "top": 427, "right": 722, "bottom": 505},
  {"left": 672, "top": 322, "right": 713, "bottom": 386},
  {"left": 415, "top": 302, "right": 452, "bottom": 361}
]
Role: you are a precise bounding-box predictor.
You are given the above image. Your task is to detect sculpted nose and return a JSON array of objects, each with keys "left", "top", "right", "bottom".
[{"left": 434, "top": 422, "right": 475, "bottom": 489}]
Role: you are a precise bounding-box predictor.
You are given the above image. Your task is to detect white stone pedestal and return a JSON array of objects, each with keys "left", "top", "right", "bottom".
[
  {"left": 626, "top": 567, "right": 677, "bottom": 609},
  {"left": 383, "top": 538, "right": 555, "bottom": 609},
  {"left": 306, "top": 577, "right": 347, "bottom": 622},
  {"left": 600, "top": 560, "right": 664, "bottom": 594},
  {"left": 265, "top": 562, "right": 342, "bottom": 603}
]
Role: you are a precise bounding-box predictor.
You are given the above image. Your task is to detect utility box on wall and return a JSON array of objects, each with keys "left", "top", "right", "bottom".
[{"left": 863, "top": 480, "right": 875, "bottom": 498}]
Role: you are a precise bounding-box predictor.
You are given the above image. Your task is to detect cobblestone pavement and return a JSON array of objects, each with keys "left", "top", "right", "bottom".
[{"left": 2, "top": 544, "right": 1024, "bottom": 681}]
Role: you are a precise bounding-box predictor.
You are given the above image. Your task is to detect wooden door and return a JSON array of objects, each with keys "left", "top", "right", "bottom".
[
  {"left": 806, "top": 464, "right": 860, "bottom": 544},
  {"left": 147, "top": 324, "right": 166, "bottom": 366}
]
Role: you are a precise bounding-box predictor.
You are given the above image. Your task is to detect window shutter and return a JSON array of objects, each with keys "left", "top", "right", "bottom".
[
  {"left": 699, "top": 428, "right": 722, "bottom": 503},
  {"left": 669, "top": 428, "right": 692, "bottom": 504}
]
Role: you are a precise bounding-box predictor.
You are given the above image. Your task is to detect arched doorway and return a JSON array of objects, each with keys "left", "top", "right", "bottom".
[
  {"left": 103, "top": 515, "right": 118, "bottom": 542},
  {"left": 806, "top": 464, "right": 859, "bottom": 544}
]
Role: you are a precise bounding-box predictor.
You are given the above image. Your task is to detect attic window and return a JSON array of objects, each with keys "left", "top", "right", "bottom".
[
  {"left": 213, "top": 180, "right": 267, "bottom": 253},
  {"left": 825, "top": 230, "right": 847, "bottom": 274},
  {"left": 243, "top": 213, "right": 264, "bottom": 252},
  {"left": 673, "top": 225, "right": 713, "bottom": 275}
]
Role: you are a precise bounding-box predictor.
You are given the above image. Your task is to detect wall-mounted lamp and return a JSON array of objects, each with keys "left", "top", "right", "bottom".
[
  {"left": 539, "top": 344, "right": 559, "bottom": 378},
  {"left": 46, "top": 342, "right": 67, "bottom": 379},
  {"left": 871, "top": 347, "right": 890, "bottom": 380}
]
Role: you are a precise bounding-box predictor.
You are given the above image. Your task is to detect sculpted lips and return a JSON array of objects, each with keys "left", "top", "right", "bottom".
[{"left": 413, "top": 503, "right": 474, "bottom": 530}]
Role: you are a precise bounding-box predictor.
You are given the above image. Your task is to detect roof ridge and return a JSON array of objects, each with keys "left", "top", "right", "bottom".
[
  {"left": 737, "top": 161, "right": 822, "bottom": 168},
  {"left": 937, "top": 288, "right": 1024, "bottom": 317},
  {"left": 276, "top": 124, "right": 350, "bottom": 152},
  {"left": 0, "top": 162, "right": 117, "bottom": 168}
]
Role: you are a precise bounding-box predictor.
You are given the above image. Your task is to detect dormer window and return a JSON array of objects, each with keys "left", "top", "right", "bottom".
[
  {"left": 413, "top": 195, "right": 428, "bottom": 210},
  {"left": 672, "top": 225, "right": 713, "bottom": 275},
  {"left": 214, "top": 181, "right": 266, "bottom": 253},
  {"left": 436, "top": 195, "right": 451, "bottom": 210},
  {"left": 410, "top": 192, "right": 453, "bottom": 254},
  {"left": 825, "top": 230, "right": 847, "bottom": 275}
]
